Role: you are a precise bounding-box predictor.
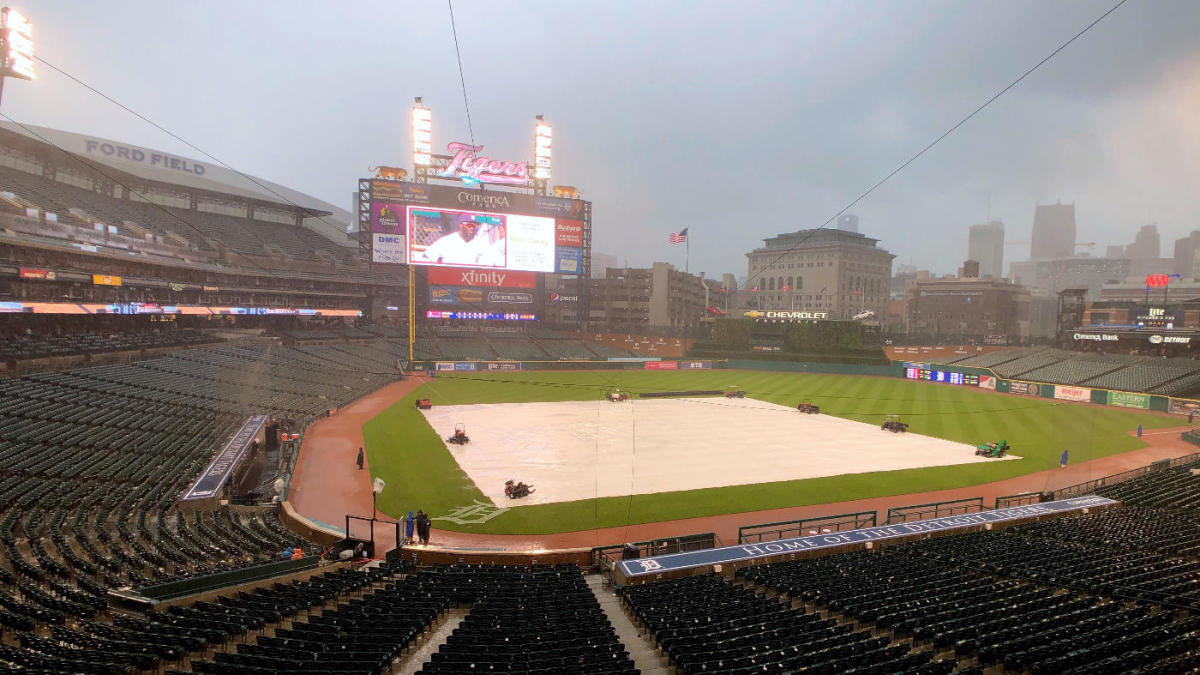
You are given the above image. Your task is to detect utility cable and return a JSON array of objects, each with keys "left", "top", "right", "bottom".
[{"left": 744, "top": 0, "right": 1130, "bottom": 295}]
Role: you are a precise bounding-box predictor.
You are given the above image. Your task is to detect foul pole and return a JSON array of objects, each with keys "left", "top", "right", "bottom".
[{"left": 408, "top": 265, "right": 415, "bottom": 364}]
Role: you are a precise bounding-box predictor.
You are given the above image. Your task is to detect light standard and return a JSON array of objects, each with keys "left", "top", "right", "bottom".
[{"left": 0, "top": 8, "right": 34, "bottom": 113}]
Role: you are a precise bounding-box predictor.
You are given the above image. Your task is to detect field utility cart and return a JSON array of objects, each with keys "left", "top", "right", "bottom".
[
  {"left": 882, "top": 415, "right": 908, "bottom": 433},
  {"left": 975, "top": 440, "right": 1009, "bottom": 458},
  {"left": 446, "top": 423, "right": 470, "bottom": 445},
  {"left": 504, "top": 479, "right": 535, "bottom": 499}
]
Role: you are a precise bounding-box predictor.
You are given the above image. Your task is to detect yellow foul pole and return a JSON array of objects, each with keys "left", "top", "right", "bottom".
[{"left": 408, "top": 265, "right": 415, "bottom": 364}]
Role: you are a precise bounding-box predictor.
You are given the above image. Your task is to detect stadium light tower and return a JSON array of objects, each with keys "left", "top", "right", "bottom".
[
  {"left": 533, "top": 115, "right": 552, "bottom": 196},
  {"left": 0, "top": 7, "right": 34, "bottom": 112},
  {"left": 411, "top": 97, "right": 432, "bottom": 183}
]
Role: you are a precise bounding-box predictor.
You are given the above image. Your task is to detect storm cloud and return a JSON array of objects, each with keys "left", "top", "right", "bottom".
[{"left": 12, "top": 0, "right": 1200, "bottom": 279}]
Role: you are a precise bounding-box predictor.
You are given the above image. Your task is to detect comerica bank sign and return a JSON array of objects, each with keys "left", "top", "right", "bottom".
[{"left": 1073, "top": 333, "right": 1119, "bottom": 342}]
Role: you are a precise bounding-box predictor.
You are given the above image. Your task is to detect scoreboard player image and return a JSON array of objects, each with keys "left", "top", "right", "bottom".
[{"left": 409, "top": 208, "right": 506, "bottom": 268}]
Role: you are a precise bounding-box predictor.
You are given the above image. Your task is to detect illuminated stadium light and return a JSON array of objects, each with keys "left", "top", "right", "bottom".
[
  {"left": 412, "top": 97, "right": 432, "bottom": 167},
  {"left": 1, "top": 7, "right": 34, "bottom": 82},
  {"left": 533, "top": 115, "right": 552, "bottom": 181}
]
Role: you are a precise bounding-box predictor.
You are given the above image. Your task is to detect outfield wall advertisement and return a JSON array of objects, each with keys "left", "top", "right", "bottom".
[
  {"left": 1054, "top": 386, "right": 1091, "bottom": 403},
  {"left": 902, "top": 363, "right": 1186, "bottom": 415},
  {"left": 1108, "top": 391, "right": 1150, "bottom": 409},
  {"left": 1009, "top": 382, "right": 1040, "bottom": 396}
]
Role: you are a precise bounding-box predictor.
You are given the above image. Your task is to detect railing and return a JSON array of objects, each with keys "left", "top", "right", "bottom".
[
  {"left": 995, "top": 492, "right": 1045, "bottom": 509},
  {"left": 738, "top": 510, "right": 877, "bottom": 544},
  {"left": 127, "top": 555, "right": 319, "bottom": 603},
  {"left": 1169, "top": 450, "right": 1200, "bottom": 468},
  {"left": 591, "top": 532, "right": 719, "bottom": 572},
  {"left": 345, "top": 514, "right": 401, "bottom": 550},
  {"left": 886, "top": 497, "right": 985, "bottom": 524},
  {"left": 1051, "top": 464, "right": 1161, "bottom": 501}
]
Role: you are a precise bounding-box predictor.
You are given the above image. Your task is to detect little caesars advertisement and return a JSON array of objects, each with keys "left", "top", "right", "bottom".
[{"left": 1107, "top": 391, "right": 1150, "bottom": 409}]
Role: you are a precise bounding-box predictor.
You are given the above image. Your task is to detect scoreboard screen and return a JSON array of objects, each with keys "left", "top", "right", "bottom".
[{"left": 905, "top": 368, "right": 979, "bottom": 386}]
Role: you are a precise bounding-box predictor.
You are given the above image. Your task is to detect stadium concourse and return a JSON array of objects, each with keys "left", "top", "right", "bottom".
[{"left": 286, "top": 372, "right": 1199, "bottom": 555}]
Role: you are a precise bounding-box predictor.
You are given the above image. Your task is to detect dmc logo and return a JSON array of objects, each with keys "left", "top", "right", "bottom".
[{"left": 377, "top": 236, "right": 402, "bottom": 244}]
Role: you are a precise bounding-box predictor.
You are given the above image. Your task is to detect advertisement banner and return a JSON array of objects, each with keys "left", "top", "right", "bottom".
[
  {"left": 677, "top": 361, "right": 713, "bottom": 370},
  {"left": 435, "top": 361, "right": 477, "bottom": 372},
  {"left": 534, "top": 195, "right": 586, "bottom": 218},
  {"left": 555, "top": 246, "right": 583, "bottom": 274},
  {"left": 429, "top": 286, "right": 484, "bottom": 305},
  {"left": 1055, "top": 386, "right": 1091, "bottom": 402},
  {"left": 1009, "top": 382, "right": 1040, "bottom": 397},
  {"left": 428, "top": 267, "right": 537, "bottom": 289},
  {"left": 549, "top": 292, "right": 579, "bottom": 304},
  {"left": 645, "top": 361, "right": 678, "bottom": 370},
  {"left": 432, "top": 284, "right": 458, "bottom": 303},
  {"left": 1108, "top": 391, "right": 1150, "bottom": 409},
  {"left": 1168, "top": 399, "right": 1200, "bottom": 416},
  {"left": 554, "top": 219, "right": 583, "bottom": 247},
  {"left": 978, "top": 375, "right": 996, "bottom": 390},
  {"left": 372, "top": 233, "right": 406, "bottom": 264},
  {"left": 486, "top": 362, "right": 523, "bottom": 371},
  {"left": 371, "top": 201, "right": 406, "bottom": 234},
  {"left": 487, "top": 291, "right": 533, "bottom": 304},
  {"left": 92, "top": 274, "right": 122, "bottom": 286},
  {"left": 18, "top": 268, "right": 54, "bottom": 280}
]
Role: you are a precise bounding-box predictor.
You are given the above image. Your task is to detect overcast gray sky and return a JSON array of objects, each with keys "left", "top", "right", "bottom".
[{"left": 9, "top": 1, "right": 1200, "bottom": 280}]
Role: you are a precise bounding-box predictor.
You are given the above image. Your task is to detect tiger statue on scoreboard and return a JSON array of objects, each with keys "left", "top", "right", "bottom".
[{"left": 369, "top": 166, "right": 408, "bottom": 182}]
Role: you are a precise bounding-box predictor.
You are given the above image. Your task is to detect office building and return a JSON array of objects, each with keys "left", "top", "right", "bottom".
[
  {"left": 967, "top": 220, "right": 1005, "bottom": 279},
  {"left": 1030, "top": 201, "right": 1076, "bottom": 260},
  {"left": 746, "top": 228, "right": 894, "bottom": 320}
]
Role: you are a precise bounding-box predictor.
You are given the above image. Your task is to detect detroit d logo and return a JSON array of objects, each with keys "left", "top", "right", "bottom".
[
  {"left": 637, "top": 560, "right": 663, "bottom": 572},
  {"left": 431, "top": 500, "right": 509, "bottom": 525}
]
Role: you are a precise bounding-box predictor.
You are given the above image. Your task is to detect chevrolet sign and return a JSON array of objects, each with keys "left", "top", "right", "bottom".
[{"left": 744, "top": 310, "right": 829, "bottom": 320}]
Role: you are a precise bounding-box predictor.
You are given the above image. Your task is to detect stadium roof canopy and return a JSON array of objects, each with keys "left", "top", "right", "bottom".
[{"left": 0, "top": 122, "right": 352, "bottom": 234}]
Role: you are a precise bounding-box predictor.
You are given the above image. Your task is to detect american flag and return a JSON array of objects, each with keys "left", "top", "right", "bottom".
[{"left": 669, "top": 228, "right": 688, "bottom": 244}]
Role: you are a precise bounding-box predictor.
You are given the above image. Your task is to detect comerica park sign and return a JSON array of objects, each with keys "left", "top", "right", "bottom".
[{"left": 744, "top": 310, "right": 829, "bottom": 321}]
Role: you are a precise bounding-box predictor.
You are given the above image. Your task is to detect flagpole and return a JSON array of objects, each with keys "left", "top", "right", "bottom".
[{"left": 685, "top": 237, "right": 689, "bottom": 274}]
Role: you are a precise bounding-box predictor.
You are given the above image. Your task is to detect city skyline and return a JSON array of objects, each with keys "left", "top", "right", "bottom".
[{"left": 8, "top": 1, "right": 1200, "bottom": 281}]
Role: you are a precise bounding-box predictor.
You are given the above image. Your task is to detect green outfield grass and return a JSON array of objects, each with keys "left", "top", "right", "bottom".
[{"left": 362, "top": 370, "right": 1180, "bottom": 535}]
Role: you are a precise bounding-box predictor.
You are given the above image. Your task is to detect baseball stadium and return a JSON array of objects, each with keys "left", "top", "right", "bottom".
[{"left": 1, "top": 5, "right": 1200, "bottom": 675}]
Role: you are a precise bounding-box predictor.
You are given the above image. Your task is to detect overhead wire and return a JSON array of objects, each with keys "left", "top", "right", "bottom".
[
  {"left": 742, "top": 0, "right": 1130, "bottom": 296},
  {"left": 34, "top": 55, "right": 356, "bottom": 244},
  {"left": 0, "top": 111, "right": 294, "bottom": 284}
]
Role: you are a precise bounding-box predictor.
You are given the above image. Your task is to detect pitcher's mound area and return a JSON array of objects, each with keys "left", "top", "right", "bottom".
[{"left": 419, "top": 397, "right": 1016, "bottom": 507}]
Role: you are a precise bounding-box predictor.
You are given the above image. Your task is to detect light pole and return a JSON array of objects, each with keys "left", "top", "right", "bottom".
[{"left": 0, "top": 8, "right": 34, "bottom": 113}]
